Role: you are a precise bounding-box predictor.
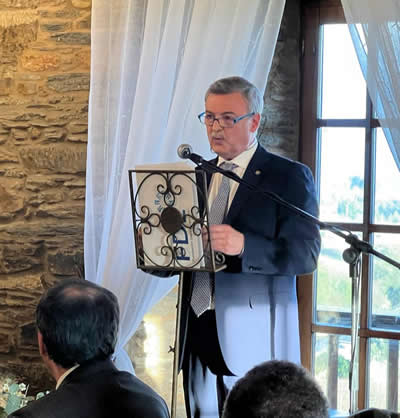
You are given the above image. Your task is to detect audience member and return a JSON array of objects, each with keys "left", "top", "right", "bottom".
[
  {"left": 350, "top": 408, "right": 399, "bottom": 417},
  {"left": 222, "top": 360, "right": 329, "bottom": 418},
  {"left": 9, "top": 278, "right": 170, "bottom": 418}
]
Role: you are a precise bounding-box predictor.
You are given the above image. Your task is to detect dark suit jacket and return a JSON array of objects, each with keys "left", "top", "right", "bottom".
[
  {"left": 9, "top": 358, "right": 170, "bottom": 418},
  {"left": 178, "top": 144, "right": 321, "bottom": 375}
]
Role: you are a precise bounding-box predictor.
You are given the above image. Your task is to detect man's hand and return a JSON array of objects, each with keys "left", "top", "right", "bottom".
[{"left": 209, "top": 224, "right": 244, "bottom": 256}]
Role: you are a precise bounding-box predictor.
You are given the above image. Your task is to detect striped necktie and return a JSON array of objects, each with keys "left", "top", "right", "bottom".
[{"left": 190, "top": 162, "right": 237, "bottom": 317}]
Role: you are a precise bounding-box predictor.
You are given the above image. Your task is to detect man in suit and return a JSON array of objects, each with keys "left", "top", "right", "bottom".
[
  {"left": 10, "top": 278, "right": 169, "bottom": 418},
  {"left": 222, "top": 360, "right": 329, "bottom": 418},
  {"left": 178, "top": 76, "right": 321, "bottom": 417}
]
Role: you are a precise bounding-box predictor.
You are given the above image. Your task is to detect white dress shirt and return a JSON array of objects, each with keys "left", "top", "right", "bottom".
[{"left": 208, "top": 140, "right": 258, "bottom": 211}]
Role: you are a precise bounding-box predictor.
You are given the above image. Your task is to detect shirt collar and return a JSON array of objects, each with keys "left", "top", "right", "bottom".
[
  {"left": 217, "top": 139, "right": 258, "bottom": 170},
  {"left": 56, "top": 364, "right": 79, "bottom": 390}
]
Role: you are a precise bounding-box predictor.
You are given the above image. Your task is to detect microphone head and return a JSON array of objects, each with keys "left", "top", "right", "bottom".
[{"left": 177, "top": 144, "right": 192, "bottom": 159}]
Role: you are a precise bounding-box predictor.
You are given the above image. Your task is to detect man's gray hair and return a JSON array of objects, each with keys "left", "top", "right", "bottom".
[{"left": 205, "top": 76, "right": 264, "bottom": 114}]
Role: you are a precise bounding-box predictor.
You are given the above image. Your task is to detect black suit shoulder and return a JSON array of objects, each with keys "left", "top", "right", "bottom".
[{"left": 9, "top": 359, "right": 170, "bottom": 418}]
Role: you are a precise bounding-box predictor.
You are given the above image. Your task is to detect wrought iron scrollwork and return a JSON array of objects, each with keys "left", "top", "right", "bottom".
[{"left": 129, "top": 169, "right": 225, "bottom": 272}]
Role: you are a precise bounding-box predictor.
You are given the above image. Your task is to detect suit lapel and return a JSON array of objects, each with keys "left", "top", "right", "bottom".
[{"left": 226, "top": 145, "right": 271, "bottom": 224}]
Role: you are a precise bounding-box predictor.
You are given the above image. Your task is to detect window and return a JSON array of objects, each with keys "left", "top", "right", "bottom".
[{"left": 300, "top": 1, "right": 400, "bottom": 413}]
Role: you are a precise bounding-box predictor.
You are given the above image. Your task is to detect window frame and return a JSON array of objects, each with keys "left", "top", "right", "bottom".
[{"left": 299, "top": 0, "right": 400, "bottom": 410}]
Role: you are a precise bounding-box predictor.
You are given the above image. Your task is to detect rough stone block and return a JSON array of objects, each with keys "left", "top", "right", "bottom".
[
  {"left": 25, "top": 175, "right": 57, "bottom": 191},
  {"left": 17, "top": 82, "right": 37, "bottom": 96},
  {"left": 0, "top": 168, "right": 26, "bottom": 178},
  {"left": 67, "top": 133, "right": 86, "bottom": 143},
  {"left": 55, "top": 7, "right": 80, "bottom": 19},
  {"left": 50, "top": 32, "right": 90, "bottom": 45},
  {"left": 0, "top": 135, "right": 9, "bottom": 145},
  {"left": 47, "top": 73, "right": 89, "bottom": 92},
  {"left": 19, "top": 322, "right": 37, "bottom": 349},
  {"left": 6, "top": 361, "right": 52, "bottom": 394},
  {"left": 1, "top": 121, "right": 31, "bottom": 129},
  {"left": 0, "top": 149, "right": 19, "bottom": 163},
  {"left": 30, "top": 126, "right": 41, "bottom": 139},
  {"left": 0, "top": 218, "right": 83, "bottom": 239},
  {"left": 36, "top": 201, "right": 84, "bottom": 219},
  {"left": 11, "top": 128, "right": 28, "bottom": 140},
  {"left": 19, "top": 145, "right": 87, "bottom": 173},
  {"left": 0, "top": 333, "right": 9, "bottom": 354},
  {"left": 64, "top": 178, "right": 85, "bottom": 187},
  {"left": 0, "top": 244, "right": 42, "bottom": 274},
  {"left": 21, "top": 53, "right": 60, "bottom": 72},
  {"left": 0, "top": 309, "right": 35, "bottom": 327},
  {"left": 0, "top": 184, "right": 24, "bottom": 220},
  {"left": 75, "top": 14, "right": 91, "bottom": 30},
  {"left": 0, "top": 0, "right": 39, "bottom": 6},
  {"left": 71, "top": 0, "right": 91, "bottom": 8},
  {"left": 43, "top": 127, "right": 65, "bottom": 142},
  {"left": 0, "top": 274, "right": 43, "bottom": 307},
  {"left": 28, "top": 190, "right": 64, "bottom": 206},
  {"left": 0, "top": 78, "right": 13, "bottom": 96},
  {"left": 48, "top": 249, "right": 83, "bottom": 275},
  {"left": 41, "top": 22, "right": 70, "bottom": 32},
  {"left": 68, "top": 121, "right": 87, "bottom": 134},
  {"left": 0, "top": 11, "right": 39, "bottom": 54}
]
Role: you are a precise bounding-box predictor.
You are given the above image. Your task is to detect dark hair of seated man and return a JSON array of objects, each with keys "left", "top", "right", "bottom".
[
  {"left": 36, "top": 278, "right": 119, "bottom": 368},
  {"left": 350, "top": 408, "right": 400, "bottom": 417},
  {"left": 222, "top": 360, "right": 329, "bottom": 418}
]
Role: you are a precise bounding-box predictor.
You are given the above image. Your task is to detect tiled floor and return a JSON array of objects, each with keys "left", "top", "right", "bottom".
[{"left": 125, "top": 285, "right": 187, "bottom": 418}]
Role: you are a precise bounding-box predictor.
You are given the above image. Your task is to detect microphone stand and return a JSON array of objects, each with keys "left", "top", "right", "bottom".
[{"left": 187, "top": 151, "right": 400, "bottom": 414}]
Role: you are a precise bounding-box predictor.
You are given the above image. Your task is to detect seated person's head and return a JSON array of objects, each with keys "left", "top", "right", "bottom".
[
  {"left": 36, "top": 278, "right": 119, "bottom": 370},
  {"left": 222, "top": 360, "right": 329, "bottom": 418},
  {"left": 350, "top": 408, "right": 400, "bottom": 417}
]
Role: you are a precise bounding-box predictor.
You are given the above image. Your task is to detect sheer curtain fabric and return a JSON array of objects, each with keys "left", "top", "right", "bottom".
[
  {"left": 85, "top": 0, "right": 285, "bottom": 372},
  {"left": 342, "top": 0, "right": 400, "bottom": 170}
]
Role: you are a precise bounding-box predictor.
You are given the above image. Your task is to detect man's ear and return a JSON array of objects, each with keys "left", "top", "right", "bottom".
[
  {"left": 37, "top": 331, "right": 48, "bottom": 358},
  {"left": 250, "top": 113, "right": 261, "bottom": 133}
]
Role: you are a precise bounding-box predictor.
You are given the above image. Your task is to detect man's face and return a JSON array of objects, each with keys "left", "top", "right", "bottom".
[{"left": 205, "top": 92, "right": 260, "bottom": 160}]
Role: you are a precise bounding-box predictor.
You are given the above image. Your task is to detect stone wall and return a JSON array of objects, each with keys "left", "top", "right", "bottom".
[
  {"left": 259, "top": 0, "right": 301, "bottom": 160},
  {"left": 0, "top": 0, "right": 90, "bottom": 389}
]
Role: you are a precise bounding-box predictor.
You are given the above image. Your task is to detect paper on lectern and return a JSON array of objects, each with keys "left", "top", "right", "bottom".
[{"left": 134, "top": 162, "right": 205, "bottom": 269}]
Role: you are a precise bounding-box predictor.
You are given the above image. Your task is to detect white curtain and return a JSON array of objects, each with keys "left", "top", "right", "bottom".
[
  {"left": 342, "top": 0, "right": 400, "bottom": 170},
  {"left": 85, "top": 0, "right": 286, "bottom": 372}
]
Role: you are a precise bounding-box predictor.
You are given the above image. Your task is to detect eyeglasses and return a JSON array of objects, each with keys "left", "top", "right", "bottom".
[{"left": 198, "top": 111, "right": 255, "bottom": 128}]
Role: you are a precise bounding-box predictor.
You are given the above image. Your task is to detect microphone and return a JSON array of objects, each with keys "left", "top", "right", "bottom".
[
  {"left": 177, "top": 144, "right": 192, "bottom": 159},
  {"left": 177, "top": 144, "right": 203, "bottom": 164}
]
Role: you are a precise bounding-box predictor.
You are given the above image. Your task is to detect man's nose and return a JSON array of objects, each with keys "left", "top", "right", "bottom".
[{"left": 212, "top": 119, "right": 223, "bottom": 130}]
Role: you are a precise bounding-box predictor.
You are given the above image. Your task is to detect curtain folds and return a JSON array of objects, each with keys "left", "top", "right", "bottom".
[
  {"left": 342, "top": 0, "right": 400, "bottom": 170},
  {"left": 86, "top": 0, "right": 285, "bottom": 372}
]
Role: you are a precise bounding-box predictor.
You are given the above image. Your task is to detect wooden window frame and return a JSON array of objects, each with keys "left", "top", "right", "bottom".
[{"left": 298, "top": 0, "right": 400, "bottom": 410}]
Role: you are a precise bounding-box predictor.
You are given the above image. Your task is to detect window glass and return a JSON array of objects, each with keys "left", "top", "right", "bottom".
[
  {"left": 320, "top": 25, "right": 366, "bottom": 119},
  {"left": 316, "top": 231, "right": 354, "bottom": 327},
  {"left": 313, "top": 333, "right": 350, "bottom": 413},
  {"left": 371, "top": 233, "right": 400, "bottom": 332},
  {"left": 319, "top": 127, "right": 365, "bottom": 223},
  {"left": 368, "top": 338, "right": 400, "bottom": 410},
  {"left": 374, "top": 129, "right": 400, "bottom": 225}
]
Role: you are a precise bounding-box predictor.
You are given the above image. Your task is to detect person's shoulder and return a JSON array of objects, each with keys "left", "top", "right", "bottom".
[
  {"left": 259, "top": 146, "right": 308, "bottom": 169},
  {"left": 112, "top": 370, "right": 170, "bottom": 417},
  {"left": 255, "top": 145, "right": 312, "bottom": 180},
  {"left": 7, "top": 390, "right": 59, "bottom": 418}
]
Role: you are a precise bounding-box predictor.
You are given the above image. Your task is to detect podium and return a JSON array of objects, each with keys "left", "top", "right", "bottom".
[{"left": 128, "top": 164, "right": 226, "bottom": 418}]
